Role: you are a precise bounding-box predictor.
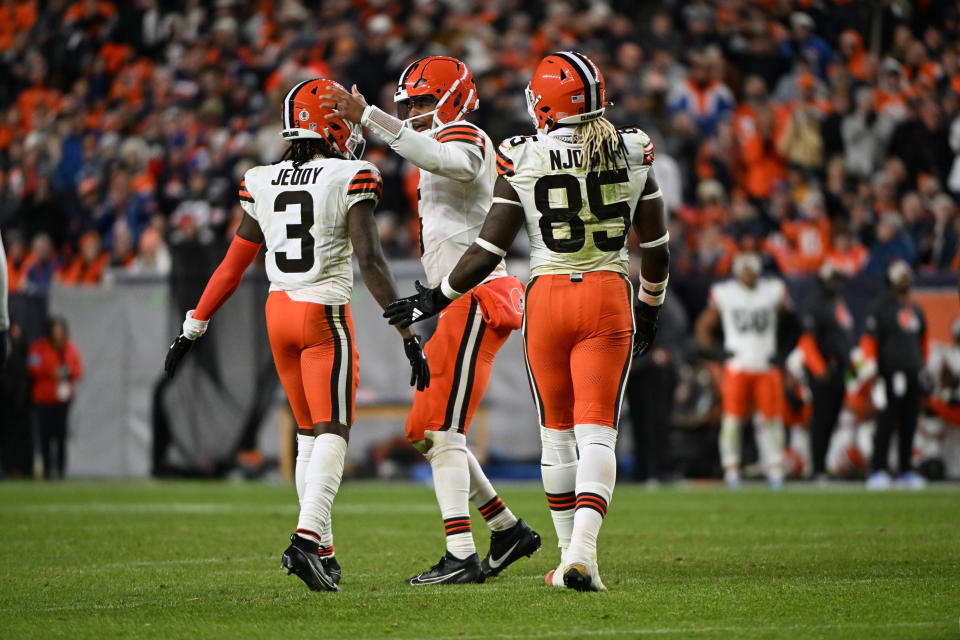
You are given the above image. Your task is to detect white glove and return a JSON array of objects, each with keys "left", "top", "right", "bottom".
[{"left": 181, "top": 310, "right": 209, "bottom": 340}]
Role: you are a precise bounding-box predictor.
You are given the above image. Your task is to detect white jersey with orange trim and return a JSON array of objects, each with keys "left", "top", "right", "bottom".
[
  {"left": 497, "top": 127, "right": 654, "bottom": 277},
  {"left": 360, "top": 105, "right": 508, "bottom": 288},
  {"left": 710, "top": 277, "right": 787, "bottom": 373},
  {"left": 240, "top": 158, "right": 382, "bottom": 305}
]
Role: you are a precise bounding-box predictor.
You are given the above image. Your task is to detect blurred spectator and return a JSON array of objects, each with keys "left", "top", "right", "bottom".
[
  {"left": 667, "top": 50, "right": 734, "bottom": 136},
  {"left": 779, "top": 13, "right": 832, "bottom": 78},
  {"left": 127, "top": 226, "right": 170, "bottom": 276},
  {"left": 57, "top": 231, "right": 107, "bottom": 285},
  {"left": 23, "top": 232, "right": 58, "bottom": 294},
  {"left": 864, "top": 214, "right": 916, "bottom": 275},
  {"left": 27, "top": 316, "right": 82, "bottom": 480}
]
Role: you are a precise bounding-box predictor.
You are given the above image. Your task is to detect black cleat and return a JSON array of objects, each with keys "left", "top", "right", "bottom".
[
  {"left": 480, "top": 518, "right": 541, "bottom": 578},
  {"left": 320, "top": 555, "right": 341, "bottom": 586},
  {"left": 407, "top": 551, "right": 485, "bottom": 585},
  {"left": 281, "top": 535, "right": 339, "bottom": 592}
]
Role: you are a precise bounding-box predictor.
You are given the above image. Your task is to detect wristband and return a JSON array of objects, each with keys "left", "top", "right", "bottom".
[
  {"left": 182, "top": 310, "right": 209, "bottom": 340},
  {"left": 637, "top": 274, "right": 668, "bottom": 306},
  {"left": 440, "top": 275, "right": 464, "bottom": 300}
]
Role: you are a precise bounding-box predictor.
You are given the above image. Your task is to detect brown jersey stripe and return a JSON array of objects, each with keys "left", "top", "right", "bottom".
[
  {"left": 347, "top": 187, "right": 383, "bottom": 196},
  {"left": 349, "top": 179, "right": 383, "bottom": 187},
  {"left": 437, "top": 132, "right": 484, "bottom": 144}
]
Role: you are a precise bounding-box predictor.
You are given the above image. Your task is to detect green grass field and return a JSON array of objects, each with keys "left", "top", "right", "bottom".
[{"left": 0, "top": 481, "right": 958, "bottom": 639}]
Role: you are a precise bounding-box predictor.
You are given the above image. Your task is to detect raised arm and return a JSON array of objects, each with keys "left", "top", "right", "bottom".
[
  {"left": 383, "top": 176, "right": 525, "bottom": 329},
  {"left": 631, "top": 169, "right": 670, "bottom": 356},
  {"left": 348, "top": 199, "right": 429, "bottom": 390},
  {"left": 321, "top": 87, "right": 482, "bottom": 182}
]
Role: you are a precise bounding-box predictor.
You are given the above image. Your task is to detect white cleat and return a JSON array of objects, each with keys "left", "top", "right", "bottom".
[
  {"left": 865, "top": 470, "right": 892, "bottom": 491},
  {"left": 896, "top": 472, "right": 927, "bottom": 490},
  {"left": 543, "top": 548, "right": 567, "bottom": 587}
]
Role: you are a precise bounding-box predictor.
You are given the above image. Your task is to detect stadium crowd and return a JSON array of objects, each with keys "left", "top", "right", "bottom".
[{"left": 1, "top": 0, "right": 960, "bottom": 480}]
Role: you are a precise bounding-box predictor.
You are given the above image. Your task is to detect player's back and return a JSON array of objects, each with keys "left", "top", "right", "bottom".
[
  {"left": 240, "top": 157, "right": 382, "bottom": 305},
  {"left": 498, "top": 127, "right": 654, "bottom": 277},
  {"left": 711, "top": 277, "right": 785, "bottom": 371}
]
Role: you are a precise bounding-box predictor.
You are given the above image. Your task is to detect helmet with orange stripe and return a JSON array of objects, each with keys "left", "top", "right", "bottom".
[
  {"left": 280, "top": 78, "right": 365, "bottom": 160},
  {"left": 525, "top": 51, "right": 606, "bottom": 134},
  {"left": 394, "top": 56, "right": 478, "bottom": 132}
]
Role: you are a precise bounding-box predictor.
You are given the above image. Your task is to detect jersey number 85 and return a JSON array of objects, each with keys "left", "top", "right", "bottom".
[{"left": 534, "top": 168, "right": 630, "bottom": 254}]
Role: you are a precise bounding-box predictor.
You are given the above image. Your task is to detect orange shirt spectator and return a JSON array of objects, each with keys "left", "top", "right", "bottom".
[
  {"left": 28, "top": 327, "right": 82, "bottom": 405},
  {"left": 57, "top": 232, "right": 108, "bottom": 286}
]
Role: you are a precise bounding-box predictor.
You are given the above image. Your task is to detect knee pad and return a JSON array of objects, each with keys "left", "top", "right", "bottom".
[
  {"left": 423, "top": 429, "right": 467, "bottom": 461},
  {"left": 541, "top": 426, "right": 577, "bottom": 466},
  {"left": 574, "top": 423, "right": 618, "bottom": 450}
]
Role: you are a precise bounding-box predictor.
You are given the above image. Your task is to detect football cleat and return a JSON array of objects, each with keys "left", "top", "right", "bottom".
[
  {"left": 480, "top": 518, "right": 541, "bottom": 578},
  {"left": 320, "top": 555, "right": 341, "bottom": 586},
  {"left": 407, "top": 551, "right": 485, "bottom": 586},
  {"left": 281, "top": 535, "right": 340, "bottom": 592}
]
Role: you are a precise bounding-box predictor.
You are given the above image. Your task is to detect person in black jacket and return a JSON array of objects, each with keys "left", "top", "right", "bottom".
[
  {"left": 797, "top": 262, "right": 854, "bottom": 482},
  {"left": 861, "top": 261, "right": 928, "bottom": 490}
]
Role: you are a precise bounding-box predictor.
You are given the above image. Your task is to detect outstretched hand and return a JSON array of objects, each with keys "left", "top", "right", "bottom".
[
  {"left": 319, "top": 85, "right": 368, "bottom": 124},
  {"left": 383, "top": 281, "right": 452, "bottom": 329}
]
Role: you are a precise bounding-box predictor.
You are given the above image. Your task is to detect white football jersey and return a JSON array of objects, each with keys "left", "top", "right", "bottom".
[
  {"left": 710, "top": 277, "right": 787, "bottom": 372},
  {"left": 240, "top": 158, "right": 382, "bottom": 305},
  {"left": 498, "top": 127, "right": 654, "bottom": 277},
  {"left": 418, "top": 121, "right": 507, "bottom": 287}
]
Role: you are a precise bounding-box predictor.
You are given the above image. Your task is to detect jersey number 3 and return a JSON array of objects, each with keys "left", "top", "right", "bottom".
[
  {"left": 534, "top": 169, "right": 630, "bottom": 254},
  {"left": 274, "top": 191, "right": 314, "bottom": 273}
]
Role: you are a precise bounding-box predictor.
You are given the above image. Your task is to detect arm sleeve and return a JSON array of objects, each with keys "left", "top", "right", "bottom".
[
  {"left": 0, "top": 236, "right": 8, "bottom": 331},
  {"left": 361, "top": 106, "right": 482, "bottom": 182},
  {"left": 193, "top": 235, "right": 261, "bottom": 321},
  {"left": 798, "top": 333, "right": 827, "bottom": 377}
]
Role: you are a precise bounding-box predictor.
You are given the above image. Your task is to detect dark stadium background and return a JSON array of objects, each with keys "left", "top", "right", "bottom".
[{"left": 1, "top": 0, "right": 960, "bottom": 481}]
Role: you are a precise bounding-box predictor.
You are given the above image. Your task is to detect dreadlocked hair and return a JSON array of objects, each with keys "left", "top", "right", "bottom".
[
  {"left": 281, "top": 139, "right": 339, "bottom": 168},
  {"left": 575, "top": 117, "right": 629, "bottom": 174}
]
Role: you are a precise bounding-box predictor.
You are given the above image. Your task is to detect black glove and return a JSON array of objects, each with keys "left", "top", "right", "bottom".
[
  {"left": 633, "top": 301, "right": 660, "bottom": 358},
  {"left": 383, "top": 280, "right": 453, "bottom": 329},
  {"left": 403, "top": 334, "right": 430, "bottom": 391},
  {"left": 0, "top": 329, "right": 8, "bottom": 367},
  {"left": 164, "top": 334, "right": 195, "bottom": 379}
]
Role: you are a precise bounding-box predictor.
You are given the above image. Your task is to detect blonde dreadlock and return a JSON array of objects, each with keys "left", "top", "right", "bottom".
[{"left": 575, "top": 117, "right": 629, "bottom": 174}]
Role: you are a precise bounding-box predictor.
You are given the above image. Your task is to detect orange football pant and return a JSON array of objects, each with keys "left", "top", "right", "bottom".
[
  {"left": 265, "top": 291, "right": 359, "bottom": 428},
  {"left": 522, "top": 271, "right": 634, "bottom": 431},
  {"left": 405, "top": 293, "right": 513, "bottom": 442},
  {"left": 721, "top": 365, "right": 784, "bottom": 420}
]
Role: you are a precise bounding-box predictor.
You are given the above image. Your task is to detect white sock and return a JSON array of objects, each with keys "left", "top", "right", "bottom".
[
  {"left": 567, "top": 424, "right": 617, "bottom": 567},
  {"left": 757, "top": 418, "right": 786, "bottom": 482},
  {"left": 295, "top": 433, "right": 315, "bottom": 504},
  {"left": 719, "top": 415, "right": 742, "bottom": 480},
  {"left": 466, "top": 448, "right": 517, "bottom": 532},
  {"left": 540, "top": 426, "right": 578, "bottom": 549},
  {"left": 425, "top": 431, "right": 475, "bottom": 559},
  {"left": 296, "top": 434, "right": 347, "bottom": 546}
]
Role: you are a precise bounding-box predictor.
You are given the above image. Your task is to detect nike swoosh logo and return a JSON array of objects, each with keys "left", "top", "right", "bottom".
[
  {"left": 488, "top": 541, "right": 520, "bottom": 569},
  {"left": 410, "top": 568, "right": 466, "bottom": 584},
  {"left": 439, "top": 311, "right": 448, "bottom": 319}
]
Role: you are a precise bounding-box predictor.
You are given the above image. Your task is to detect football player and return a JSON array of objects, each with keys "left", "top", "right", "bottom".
[
  {"left": 695, "top": 253, "right": 791, "bottom": 490},
  {"left": 322, "top": 56, "right": 541, "bottom": 585},
  {"left": 163, "top": 79, "right": 429, "bottom": 592},
  {"left": 383, "top": 51, "right": 669, "bottom": 592}
]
